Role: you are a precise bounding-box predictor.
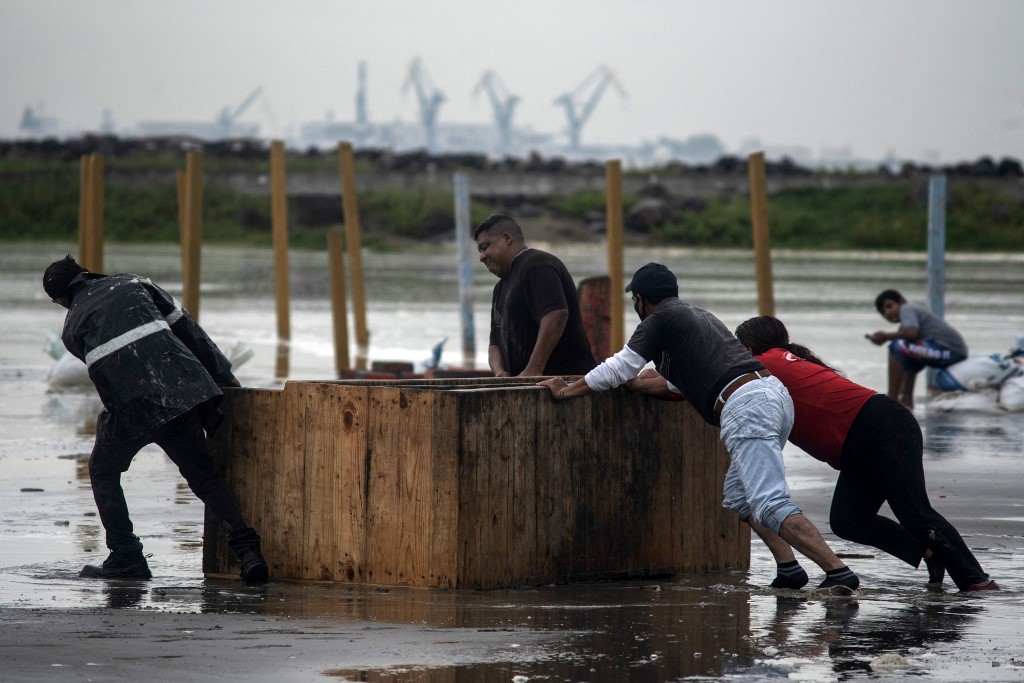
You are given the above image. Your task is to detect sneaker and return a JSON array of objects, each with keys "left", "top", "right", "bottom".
[
  {"left": 963, "top": 580, "right": 1000, "bottom": 592},
  {"left": 924, "top": 553, "right": 945, "bottom": 590},
  {"left": 817, "top": 568, "right": 860, "bottom": 591},
  {"left": 238, "top": 546, "right": 269, "bottom": 584},
  {"left": 80, "top": 548, "right": 152, "bottom": 580},
  {"left": 771, "top": 567, "right": 809, "bottom": 589}
]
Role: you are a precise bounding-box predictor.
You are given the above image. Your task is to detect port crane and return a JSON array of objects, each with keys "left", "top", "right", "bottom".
[
  {"left": 18, "top": 104, "right": 60, "bottom": 136},
  {"left": 136, "top": 87, "right": 264, "bottom": 139},
  {"left": 214, "top": 87, "right": 264, "bottom": 137},
  {"left": 553, "top": 66, "right": 626, "bottom": 151},
  {"left": 472, "top": 70, "right": 521, "bottom": 153},
  {"left": 402, "top": 58, "right": 445, "bottom": 151}
]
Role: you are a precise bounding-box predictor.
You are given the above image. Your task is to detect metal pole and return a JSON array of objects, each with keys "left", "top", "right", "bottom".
[
  {"left": 927, "top": 175, "right": 947, "bottom": 319},
  {"left": 926, "top": 174, "right": 947, "bottom": 391},
  {"left": 453, "top": 172, "right": 475, "bottom": 368}
]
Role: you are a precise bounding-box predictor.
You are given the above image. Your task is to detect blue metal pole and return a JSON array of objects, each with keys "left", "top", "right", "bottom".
[
  {"left": 926, "top": 175, "right": 947, "bottom": 389},
  {"left": 927, "top": 175, "right": 947, "bottom": 318},
  {"left": 454, "top": 172, "right": 475, "bottom": 367}
]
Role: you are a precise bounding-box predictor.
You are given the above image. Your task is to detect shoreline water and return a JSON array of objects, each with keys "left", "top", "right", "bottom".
[{"left": 2, "top": 244, "right": 1023, "bottom": 681}]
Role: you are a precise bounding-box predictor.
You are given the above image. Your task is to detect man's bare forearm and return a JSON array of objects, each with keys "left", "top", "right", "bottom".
[{"left": 520, "top": 309, "right": 568, "bottom": 376}]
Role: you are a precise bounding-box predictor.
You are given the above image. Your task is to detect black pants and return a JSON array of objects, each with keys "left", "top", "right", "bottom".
[
  {"left": 89, "top": 408, "right": 250, "bottom": 553},
  {"left": 829, "top": 394, "right": 988, "bottom": 590}
]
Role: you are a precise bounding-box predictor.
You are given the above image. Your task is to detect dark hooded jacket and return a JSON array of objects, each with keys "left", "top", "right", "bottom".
[{"left": 60, "top": 272, "right": 236, "bottom": 444}]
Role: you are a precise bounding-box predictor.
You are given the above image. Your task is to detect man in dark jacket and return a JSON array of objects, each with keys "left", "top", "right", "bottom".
[{"left": 43, "top": 256, "right": 268, "bottom": 583}]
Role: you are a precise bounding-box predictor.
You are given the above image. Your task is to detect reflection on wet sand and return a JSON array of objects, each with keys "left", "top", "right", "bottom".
[
  {"left": 141, "top": 571, "right": 991, "bottom": 682},
  {"left": 748, "top": 592, "right": 981, "bottom": 677},
  {"left": 187, "top": 576, "right": 757, "bottom": 680},
  {"left": 922, "top": 409, "right": 1024, "bottom": 459}
]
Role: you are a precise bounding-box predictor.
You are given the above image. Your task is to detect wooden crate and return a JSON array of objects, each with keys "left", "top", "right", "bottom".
[{"left": 204, "top": 377, "right": 748, "bottom": 588}]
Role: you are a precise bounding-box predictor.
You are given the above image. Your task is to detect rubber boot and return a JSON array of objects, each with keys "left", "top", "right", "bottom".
[
  {"left": 81, "top": 542, "right": 152, "bottom": 580},
  {"left": 229, "top": 527, "right": 269, "bottom": 584}
]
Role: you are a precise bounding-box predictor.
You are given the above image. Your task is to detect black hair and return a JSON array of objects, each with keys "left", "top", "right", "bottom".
[
  {"left": 473, "top": 214, "right": 524, "bottom": 242},
  {"left": 43, "top": 255, "right": 86, "bottom": 300},
  {"left": 734, "top": 315, "right": 834, "bottom": 370},
  {"left": 874, "top": 289, "right": 904, "bottom": 314}
]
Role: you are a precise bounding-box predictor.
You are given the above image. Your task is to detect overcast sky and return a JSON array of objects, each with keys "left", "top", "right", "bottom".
[{"left": 2, "top": 0, "right": 1022, "bottom": 163}]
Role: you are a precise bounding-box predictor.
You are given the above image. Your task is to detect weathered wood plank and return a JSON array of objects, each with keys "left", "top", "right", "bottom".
[
  {"left": 300, "top": 383, "right": 368, "bottom": 581},
  {"left": 428, "top": 391, "right": 458, "bottom": 588},
  {"left": 532, "top": 386, "right": 580, "bottom": 582},
  {"left": 203, "top": 388, "right": 236, "bottom": 575},
  {"left": 508, "top": 390, "right": 538, "bottom": 586},
  {"left": 365, "top": 387, "right": 437, "bottom": 586},
  {"left": 229, "top": 388, "right": 284, "bottom": 576},
  {"left": 455, "top": 389, "right": 515, "bottom": 588},
  {"left": 454, "top": 391, "right": 484, "bottom": 587},
  {"left": 273, "top": 384, "right": 307, "bottom": 578}
]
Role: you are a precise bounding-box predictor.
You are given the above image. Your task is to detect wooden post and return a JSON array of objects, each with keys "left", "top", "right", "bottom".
[
  {"left": 578, "top": 275, "right": 612, "bottom": 363},
  {"left": 748, "top": 152, "right": 775, "bottom": 317},
  {"left": 328, "top": 229, "right": 351, "bottom": 375},
  {"left": 77, "top": 156, "right": 91, "bottom": 268},
  {"left": 270, "top": 141, "right": 291, "bottom": 343},
  {"left": 605, "top": 160, "right": 625, "bottom": 351},
  {"left": 275, "top": 340, "right": 290, "bottom": 381},
  {"left": 338, "top": 142, "right": 368, "bottom": 369},
  {"left": 453, "top": 172, "right": 475, "bottom": 368},
  {"left": 88, "top": 154, "right": 104, "bottom": 274},
  {"left": 176, "top": 170, "right": 188, "bottom": 283},
  {"left": 176, "top": 169, "right": 193, "bottom": 315},
  {"left": 182, "top": 152, "right": 203, "bottom": 319}
]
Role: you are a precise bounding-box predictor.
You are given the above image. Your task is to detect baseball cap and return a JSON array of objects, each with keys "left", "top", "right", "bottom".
[{"left": 625, "top": 262, "right": 678, "bottom": 298}]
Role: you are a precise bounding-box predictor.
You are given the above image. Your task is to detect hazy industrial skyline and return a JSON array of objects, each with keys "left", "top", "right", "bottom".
[{"left": 2, "top": 0, "right": 1022, "bottom": 164}]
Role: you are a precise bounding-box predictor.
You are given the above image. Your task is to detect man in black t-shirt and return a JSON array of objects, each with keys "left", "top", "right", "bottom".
[
  {"left": 538, "top": 262, "right": 860, "bottom": 592},
  {"left": 474, "top": 214, "right": 596, "bottom": 377}
]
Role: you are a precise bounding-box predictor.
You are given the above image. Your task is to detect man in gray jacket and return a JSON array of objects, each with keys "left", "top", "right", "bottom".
[
  {"left": 868, "top": 289, "right": 968, "bottom": 409},
  {"left": 43, "top": 256, "right": 268, "bottom": 583}
]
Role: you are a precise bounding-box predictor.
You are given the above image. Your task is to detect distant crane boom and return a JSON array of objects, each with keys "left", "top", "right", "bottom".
[
  {"left": 553, "top": 66, "right": 626, "bottom": 151},
  {"left": 473, "top": 70, "right": 521, "bottom": 153},
  {"left": 402, "top": 58, "right": 445, "bottom": 151},
  {"left": 216, "top": 87, "right": 264, "bottom": 136}
]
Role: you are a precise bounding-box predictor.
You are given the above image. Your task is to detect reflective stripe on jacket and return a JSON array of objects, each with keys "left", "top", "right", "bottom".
[{"left": 61, "top": 272, "right": 235, "bottom": 444}]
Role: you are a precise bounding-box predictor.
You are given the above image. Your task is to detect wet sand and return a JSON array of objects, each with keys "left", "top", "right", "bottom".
[
  {"left": 2, "top": 244, "right": 1023, "bottom": 681},
  {"left": 2, "top": 387, "right": 1022, "bottom": 682}
]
